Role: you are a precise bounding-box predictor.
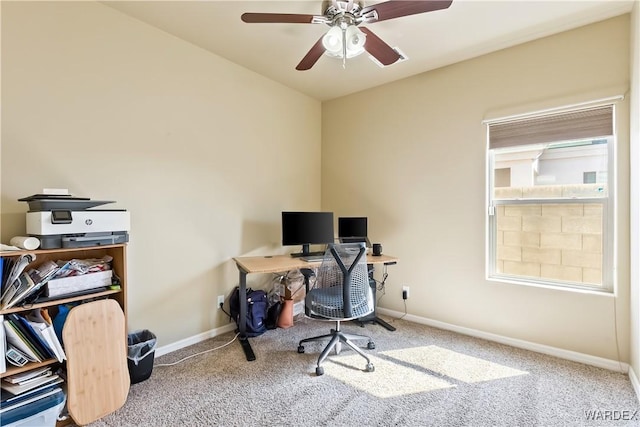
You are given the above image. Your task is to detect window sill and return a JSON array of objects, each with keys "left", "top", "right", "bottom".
[{"left": 486, "top": 275, "right": 614, "bottom": 296}]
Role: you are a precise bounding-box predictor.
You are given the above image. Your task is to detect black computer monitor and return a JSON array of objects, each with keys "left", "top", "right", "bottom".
[
  {"left": 282, "top": 211, "right": 335, "bottom": 257},
  {"left": 338, "top": 217, "right": 371, "bottom": 247}
]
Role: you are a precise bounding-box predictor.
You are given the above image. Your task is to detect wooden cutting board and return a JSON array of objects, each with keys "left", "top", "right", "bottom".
[{"left": 63, "top": 299, "right": 130, "bottom": 425}]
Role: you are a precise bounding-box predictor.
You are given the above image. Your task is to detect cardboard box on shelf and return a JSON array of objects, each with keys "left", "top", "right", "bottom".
[{"left": 46, "top": 270, "right": 112, "bottom": 297}]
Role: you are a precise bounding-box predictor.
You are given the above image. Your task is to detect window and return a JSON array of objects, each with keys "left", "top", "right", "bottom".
[{"left": 486, "top": 105, "right": 615, "bottom": 292}]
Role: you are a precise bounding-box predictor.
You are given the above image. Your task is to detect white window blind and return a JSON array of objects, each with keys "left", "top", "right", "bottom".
[{"left": 488, "top": 105, "right": 613, "bottom": 150}]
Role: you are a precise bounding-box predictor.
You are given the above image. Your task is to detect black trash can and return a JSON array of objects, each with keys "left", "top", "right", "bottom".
[{"left": 127, "top": 329, "right": 157, "bottom": 384}]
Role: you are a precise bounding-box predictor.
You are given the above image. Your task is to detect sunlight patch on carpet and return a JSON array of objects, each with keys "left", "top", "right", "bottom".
[
  {"left": 324, "top": 354, "right": 454, "bottom": 398},
  {"left": 381, "top": 345, "right": 529, "bottom": 384}
]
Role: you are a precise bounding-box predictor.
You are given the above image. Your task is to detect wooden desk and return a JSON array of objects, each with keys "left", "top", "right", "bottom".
[{"left": 232, "top": 253, "right": 398, "bottom": 362}]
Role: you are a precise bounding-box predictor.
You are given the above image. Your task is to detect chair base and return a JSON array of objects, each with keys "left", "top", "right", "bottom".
[{"left": 297, "top": 321, "right": 375, "bottom": 376}]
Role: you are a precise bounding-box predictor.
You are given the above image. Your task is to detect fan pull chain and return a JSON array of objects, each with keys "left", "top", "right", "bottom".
[{"left": 342, "top": 26, "right": 347, "bottom": 69}]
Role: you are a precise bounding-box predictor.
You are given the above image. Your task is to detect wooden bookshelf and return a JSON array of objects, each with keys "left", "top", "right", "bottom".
[{"left": 1, "top": 244, "right": 128, "bottom": 424}]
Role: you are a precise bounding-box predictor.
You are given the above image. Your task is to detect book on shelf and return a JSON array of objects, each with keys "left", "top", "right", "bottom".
[
  {"left": 3, "top": 312, "right": 60, "bottom": 364},
  {"left": 0, "top": 369, "right": 60, "bottom": 396},
  {"left": 3, "top": 319, "right": 41, "bottom": 363},
  {"left": 0, "top": 385, "right": 64, "bottom": 415},
  {"left": 0, "top": 314, "right": 5, "bottom": 374},
  {"left": 1, "top": 374, "right": 63, "bottom": 404},
  {"left": 7, "top": 314, "right": 56, "bottom": 361},
  {"left": 2, "top": 310, "right": 65, "bottom": 366},
  {"left": 25, "top": 309, "right": 66, "bottom": 363},
  {"left": 2, "top": 366, "right": 51, "bottom": 385}
]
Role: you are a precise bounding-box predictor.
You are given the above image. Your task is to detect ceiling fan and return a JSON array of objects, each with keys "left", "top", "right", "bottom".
[{"left": 241, "top": 0, "right": 453, "bottom": 71}]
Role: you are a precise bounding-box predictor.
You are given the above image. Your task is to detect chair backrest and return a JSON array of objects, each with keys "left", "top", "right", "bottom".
[{"left": 305, "top": 243, "right": 373, "bottom": 320}]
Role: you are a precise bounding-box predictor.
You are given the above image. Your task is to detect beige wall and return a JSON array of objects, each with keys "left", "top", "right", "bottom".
[
  {"left": 322, "top": 15, "right": 631, "bottom": 361},
  {"left": 1, "top": 2, "right": 321, "bottom": 345}
]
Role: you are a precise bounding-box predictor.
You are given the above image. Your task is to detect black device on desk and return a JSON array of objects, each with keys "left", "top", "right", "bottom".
[
  {"left": 338, "top": 217, "right": 371, "bottom": 248},
  {"left": 282, "top": 211, "right": 334, "bottom": 257}
]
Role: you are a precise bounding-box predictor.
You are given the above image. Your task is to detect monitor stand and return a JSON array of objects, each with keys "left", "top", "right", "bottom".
[
  {"left": 290, "top": 244, "right": 325, "bottom": 258},
  {"left": 290, "top": 251, "right": 325, "bottom": 258}
]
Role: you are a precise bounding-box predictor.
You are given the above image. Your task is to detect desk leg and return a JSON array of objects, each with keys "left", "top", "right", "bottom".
[
  {"left": 372, "top": 316, "right": 397, "bottom": 331},
  {"left": 238, "top": 270, "right": 256, "bottom": 361}
]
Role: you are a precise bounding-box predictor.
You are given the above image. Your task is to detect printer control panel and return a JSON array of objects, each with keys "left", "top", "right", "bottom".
[{"left": 51, "top": 210, "right": 73, "bottom": 224}]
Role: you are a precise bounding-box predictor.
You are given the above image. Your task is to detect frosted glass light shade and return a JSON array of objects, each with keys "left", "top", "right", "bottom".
[
  {"left": 322, "top": 26, "right": 343, "bottom": 56},
  {"left": 322, "top": 25, "right": 366, "bottom": 59},
  {"left": 345, "top": 25, "right": 366, "bottom": 58}
]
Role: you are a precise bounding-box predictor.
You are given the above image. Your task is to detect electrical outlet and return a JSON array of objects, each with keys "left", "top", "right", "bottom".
[
  {"left": 402, "top": 285, "right": 410, "bottom": 300},
  {"left": 217, "top": 295, "right": 225, "bottom": 308}
]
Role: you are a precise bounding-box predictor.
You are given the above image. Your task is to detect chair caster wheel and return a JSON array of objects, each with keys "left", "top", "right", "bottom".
[
  {"left": 298, "top": 345, "right": 305, "bottom": 353},
  {"left": 316, "top": 366, "right": 324, "bottom": 376},
  {"left": 367, "top": 342, "right": 375, "bottom": 350},
  {"left": 366, "top": 363, "right": 375, "bottom": 372}
]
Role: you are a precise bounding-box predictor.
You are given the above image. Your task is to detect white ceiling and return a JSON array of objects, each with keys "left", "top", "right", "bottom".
[{"left": 103, "top": 0, "right": 635, "bottom": 101}]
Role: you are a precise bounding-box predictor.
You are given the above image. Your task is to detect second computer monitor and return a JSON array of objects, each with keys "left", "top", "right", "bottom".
[{"left": 338, "top": 217, "right": 371, "bottom": 247}]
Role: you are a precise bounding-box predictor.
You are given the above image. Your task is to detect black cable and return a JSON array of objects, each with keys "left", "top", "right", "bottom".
[
  {"left": 220, "top": 302, "right": 232, "bottom": 319},
  {"left": 373, "top": 264, "right": 389, "bottom": 306},
  {"left": 397, "top": 299, "right": 408, "bottom": 321},
  {"left": 389, "top": 296, "right": 408, "bottom": 324}
]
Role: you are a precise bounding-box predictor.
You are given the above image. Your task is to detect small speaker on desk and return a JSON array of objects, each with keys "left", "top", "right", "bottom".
[{"left": 372, "top": 243, "right": 382, "bottom": 256}]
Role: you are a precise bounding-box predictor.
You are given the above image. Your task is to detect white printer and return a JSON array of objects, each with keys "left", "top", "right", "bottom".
[{"left": 20, "top": 194, "right": 130, "bottom": 249}]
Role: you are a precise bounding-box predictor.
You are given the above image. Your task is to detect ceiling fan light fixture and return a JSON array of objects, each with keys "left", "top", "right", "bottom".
[
  {"left": 323, "top": 24, "right": 366, "bottom": 59},
  {"left": 322, "top": 25, "right": 343, "bottom": 56},
  {"left": 345, "top": 25, "right": 366, "bottom": 57}
]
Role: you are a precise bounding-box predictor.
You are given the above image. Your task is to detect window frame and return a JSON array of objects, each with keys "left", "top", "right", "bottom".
[{"left": 485, "top": 105, "right": 616, "bottom": 293}]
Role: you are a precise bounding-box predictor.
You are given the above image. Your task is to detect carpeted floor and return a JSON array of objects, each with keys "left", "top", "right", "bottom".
[{"left": 87, "top": 317, "right": 640, "bottom": 426}]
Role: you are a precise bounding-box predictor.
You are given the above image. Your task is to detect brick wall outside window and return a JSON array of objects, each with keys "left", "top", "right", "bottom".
[{"left": 494, "top": 185, "right": 604, "bottom": 286}]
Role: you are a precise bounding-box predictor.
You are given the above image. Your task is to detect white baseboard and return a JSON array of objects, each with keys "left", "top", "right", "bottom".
[
  {"left": 377, "top": 308, "right": 630, "bottom": 373},
  {"left": 154, "top": 323, "right": 237, "bottom": 358},
  {"left": 629, "top": 367, "right": 640, "bottom": 404}
]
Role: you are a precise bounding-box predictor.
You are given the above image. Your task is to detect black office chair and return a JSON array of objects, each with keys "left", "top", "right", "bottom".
[{"left": 297, "top": 243, "right": 376, "bottom": 376}]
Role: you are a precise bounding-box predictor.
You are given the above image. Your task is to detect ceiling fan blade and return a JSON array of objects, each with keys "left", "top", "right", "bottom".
[
  {"left": 361, "top": 0, "right": 453, "bottom": 23},
  {"left": 296, "top": 37, "right": 326, "bottom": 71},
  {"left": 360, "top": 27, "right": 401, "bottom": 66},
  {"left": 241, "top": 13, "right": 322, "bottom": 24}
]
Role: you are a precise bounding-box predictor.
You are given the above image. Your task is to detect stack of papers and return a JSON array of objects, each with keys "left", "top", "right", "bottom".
[
  {"left": 0, "top": 254, "right": 37, "bottom": 310},
  {"left": 1, "top": 254, "right": 114, "bottom": 307},
  {"left": 2, "top": 260, "right": 59, "bottom": 310},
  {"left": 0, "top": 367, "right": 60, "bottom": 395}
]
